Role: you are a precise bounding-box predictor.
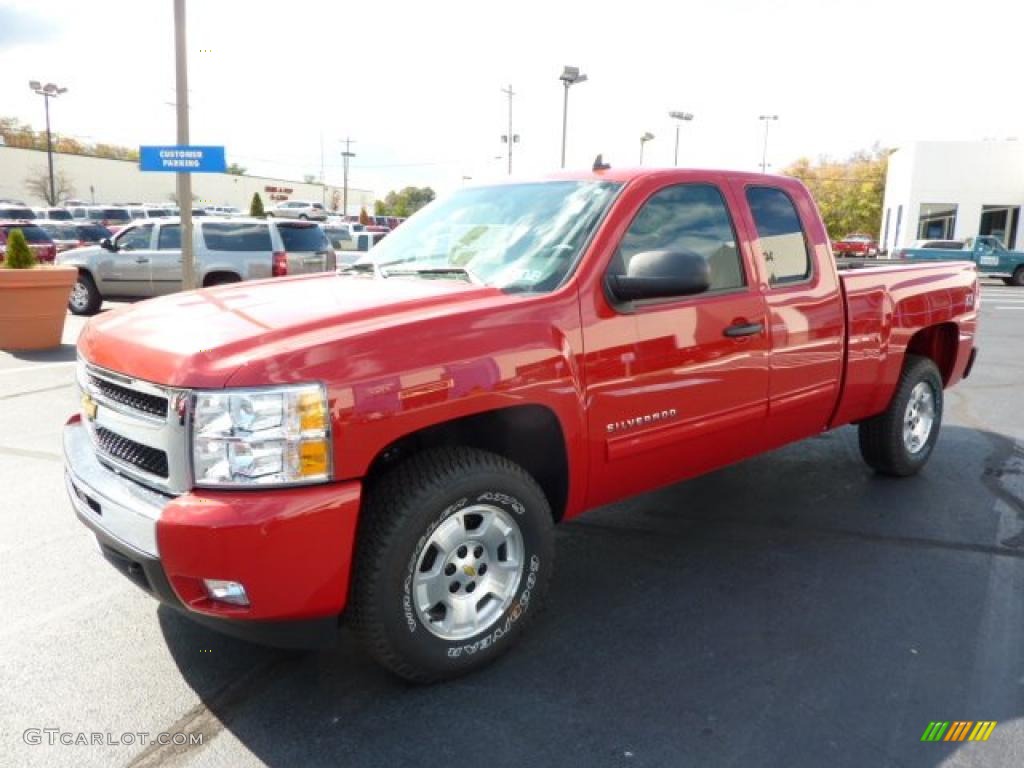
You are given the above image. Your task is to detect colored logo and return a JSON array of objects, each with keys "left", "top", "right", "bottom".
[
  {"left": 920, "top": 721, "right": 996, "bottom": 742},
  {"left": 81, "top": 393, "right": 98, "bottom": 421}
]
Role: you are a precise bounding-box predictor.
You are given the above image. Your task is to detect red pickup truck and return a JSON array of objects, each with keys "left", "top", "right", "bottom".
[{"left": 65, "top": 168, "right": 979, "bottom": 682}]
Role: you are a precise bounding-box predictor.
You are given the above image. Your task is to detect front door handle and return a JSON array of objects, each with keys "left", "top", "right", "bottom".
[
  {"left": 723, "top": 321, "right": 764, "bottom": 338},
  {"left": 134, "top": 258, "right": 150, "bottom": 264}
]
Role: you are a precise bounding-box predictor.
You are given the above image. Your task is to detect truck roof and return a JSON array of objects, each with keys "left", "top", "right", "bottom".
[{"left": 540, "top": 167, "right": 793, "bottom": 185}]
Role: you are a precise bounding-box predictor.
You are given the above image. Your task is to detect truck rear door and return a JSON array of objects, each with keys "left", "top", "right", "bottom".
[
  {"left": 582, "top": 180, "right": 770, "bottom": 508},
  {"left": 729, "top": 181, "right": 845, "bottom": 445}
]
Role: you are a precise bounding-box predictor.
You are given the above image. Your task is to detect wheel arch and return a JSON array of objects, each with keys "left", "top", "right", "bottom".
[
  {"left": 905, "top": 322, "right": 959, "bottom": 385},
  {"left": 202, "top": 270, "right": 242, "bottom": 287},
  {"left": 363, "top": 404, "right": 571, "bottom": 522}
]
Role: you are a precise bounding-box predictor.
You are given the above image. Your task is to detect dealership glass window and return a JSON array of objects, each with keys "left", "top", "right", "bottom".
[
  {"left": 917, "top": 204, "right": 957, "bottom": 240},
  {"left": 979, "top": 205, "right": 1020, "bottom": 248},
  {"left": 746, "top": 186, "right": 811, "bottom": 284}
]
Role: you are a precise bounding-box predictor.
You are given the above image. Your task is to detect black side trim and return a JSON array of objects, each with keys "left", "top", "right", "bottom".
[{"left": 963, "top": 347, "right": 978, "bottom": 379}]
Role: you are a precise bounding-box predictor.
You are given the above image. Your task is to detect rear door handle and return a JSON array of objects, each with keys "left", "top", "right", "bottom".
[
  {"left": 723, "top": 321, "right": 764, "bottom": 338},
  {"left": 134, "top": 258, "right": 150, "bottom": 264}
]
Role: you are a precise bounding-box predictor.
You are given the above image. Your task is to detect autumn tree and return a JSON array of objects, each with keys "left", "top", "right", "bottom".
[
  {"left": 24, "top": 168, "right": 76, "bottom": 205},
  {"left": 359, "top": 206, "right": 371, "bottom": 225},
  {"left": 783, "top": 145, "right": 891, "bottom": 240},
  {"left": 226, "top": 163, "right": 247, "bottom": 175},
  {"left": 374, "top": 186, "right": 435, "bottom": 217}
]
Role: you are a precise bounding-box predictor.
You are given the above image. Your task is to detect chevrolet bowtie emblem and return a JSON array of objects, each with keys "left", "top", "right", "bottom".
[
  {"left": 462, "top": 565, "right": 477, "bottom": 577},
  {"left": 81, "top": 393, "right": 98, "bottom": 421}
]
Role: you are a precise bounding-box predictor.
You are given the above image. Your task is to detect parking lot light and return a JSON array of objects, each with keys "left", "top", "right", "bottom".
[
  {"left": 669, "top": 111, "right": 694, "bottom": 166},
  {"left": 759, "top": 114, "right": 779, "bottom": 174},
  {"left": 560, "top": 66, "right": 588, "bottom": 168},
  {"left": 639, "top": 132, "right": 655, "bottom": 165},
  {"left": 28, "top": 80, "right": 68, "bottom": 205}
]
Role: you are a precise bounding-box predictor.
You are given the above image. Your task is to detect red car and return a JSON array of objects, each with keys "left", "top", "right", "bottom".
[
  {"left": 832, "top": 233, "right": 879, "bottom": 258},
  {"left": 0, "top": 221, "right": 58, "bottom": 263},
  {"left": 65, "top": 168, "right": 977, "bottom": 682}
]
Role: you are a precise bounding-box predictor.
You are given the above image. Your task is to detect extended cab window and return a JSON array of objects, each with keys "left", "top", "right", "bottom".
[
  {"left": 157, "top": 224, "right": 181, "bottom": 250},
  {"left": 746, "top": 187, "right": 811, "bottom": 284},
  {"left": 610, "top": 183, "right": 745, "bottom": 292},
  {"left": 202, "top": 222, "right": 272, "bottom": 251},
  {"left": 116, "top": 225, "right": 153, "bottom": 251}
]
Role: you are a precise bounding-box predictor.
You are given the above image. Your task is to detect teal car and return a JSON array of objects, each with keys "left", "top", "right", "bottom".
[{"left": 894, "top": 236, "right": 1024, "bottom": 286}]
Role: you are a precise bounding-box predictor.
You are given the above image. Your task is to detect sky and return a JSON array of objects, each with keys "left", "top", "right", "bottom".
[{"left": 1, "top": 0, "right": 1022, "bottom": 200}]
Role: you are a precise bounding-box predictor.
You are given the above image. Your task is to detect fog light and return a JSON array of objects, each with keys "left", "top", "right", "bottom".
[{"left": 203, "top": 579, "right": 250, "bottom": 606}]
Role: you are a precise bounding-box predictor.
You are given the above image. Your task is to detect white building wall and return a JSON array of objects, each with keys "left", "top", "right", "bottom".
[
  {"left": 880, "top": 141, "right": 1024, "bottom": 252},
  {"left": 0, "top": 146, "right": 375, "bottom": 214}
]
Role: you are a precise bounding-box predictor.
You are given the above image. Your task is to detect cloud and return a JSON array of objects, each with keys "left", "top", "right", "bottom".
[{"left": 0, "top": 7, "right": 59, "bottom": 49}]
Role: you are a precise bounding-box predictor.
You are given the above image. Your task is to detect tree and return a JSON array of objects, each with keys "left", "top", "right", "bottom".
[
  {"left": 783, "top": 145, "right": 891, "bottom": 239},
  {"left": 226, "top": 163, "right": 247, "bottom": 176},
  {"left": 329, "top": 189, "right": 342, "bottom": 212},
  {"left": 2, "top": 228, "right": 37, "bottom": 269},
  {"left": 359, "top": 206, "right": 371, "bottom": 225},
  {"left": 250, "top": 193, "right": 265, "bottom": 218},
  {"left": 375, "top": 186, "right": 435, "bottom": 217},
  {"left": 24, "top": 168, "right": 75, "bottom": 206}
]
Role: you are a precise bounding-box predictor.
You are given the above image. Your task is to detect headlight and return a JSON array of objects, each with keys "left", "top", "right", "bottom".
[{"left": 191, "top": 383, "right": 331, "bottom": 487}]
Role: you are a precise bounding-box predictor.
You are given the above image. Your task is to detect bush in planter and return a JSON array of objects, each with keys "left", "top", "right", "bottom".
[
  {"left": 0, "top": 227, "right": 76, "bottom": 350},
  {"left": 2, "top": 228, "right": 37, "bottom": 269}
]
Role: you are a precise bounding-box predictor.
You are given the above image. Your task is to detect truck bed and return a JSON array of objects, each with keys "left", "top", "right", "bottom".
[{"left": 831, "top": 259, "right": 978, "bottom": 428}]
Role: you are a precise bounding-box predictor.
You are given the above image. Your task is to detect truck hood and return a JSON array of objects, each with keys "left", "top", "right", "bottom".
[{"left": 78, "top": 273, "right": 503, "bottom": 388}]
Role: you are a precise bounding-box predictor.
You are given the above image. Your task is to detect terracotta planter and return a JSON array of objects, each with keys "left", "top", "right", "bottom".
[{"left": 0, "top": 266, "right": 78, "bottom": 350}]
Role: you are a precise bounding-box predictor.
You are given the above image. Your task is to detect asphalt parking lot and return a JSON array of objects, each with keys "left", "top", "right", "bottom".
[{"left": 2, "top": 282, "right": 1022, "bottom": 768}]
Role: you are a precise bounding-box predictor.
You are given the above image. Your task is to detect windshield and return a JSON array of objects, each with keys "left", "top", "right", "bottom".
[{"left": 353, "top": 180, "right": 621, "bottom": 292}]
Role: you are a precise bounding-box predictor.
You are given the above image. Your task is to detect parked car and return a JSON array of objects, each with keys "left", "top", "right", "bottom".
[
  {"left": 67, "top": 206, "right": 90, "bottom": 220},
  {"left": 905, "top": 239, "right": 965, "bottom": 251},
  {"left": 33, "top": 206, "right": 74, "bottom": 221},
  {"left": 353, "top": 230, "right": 387, "bottom": 252},
  {"left": 267, "top": 200, "right": 328, "bottom": 221},
  {"left": 0, "top": 221, "right": 57, "bottom": 263},
  {"left": 832, "top": 233, "right": 878, "bottom": 258},
  {"left": 35, "top": 220, "right": 113, "bottom": 252},
  {"left": 894, "top": 235, "right": 1024, "bottom": 285},
  {"left": 205, "top": 206, "right": 242, "bottom": 217},
  {"left": 85, "top": 206, "right": 133, "bottom": 232},
  {"left": 139, "top": 207, "right": 175, "bottom": 218},
  {"left": 58, "top": 216, "right": 335, "bottom": 314},
  {"left": 0, "top": 204, "right": 37, "bottom": 220},
  {"left": 64, "top": 168, "right": 978, "bottom": 682}
]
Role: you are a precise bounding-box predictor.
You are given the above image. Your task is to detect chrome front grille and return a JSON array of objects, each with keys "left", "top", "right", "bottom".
[
  {"left": 78, "top": 359, "right": 190, "bottom": 495},
  {"left": 93, "top": 426, "right": 169, "bottom": 478},
  {"left": 88, "top": 375, "right": 168, "bottom": 418}
]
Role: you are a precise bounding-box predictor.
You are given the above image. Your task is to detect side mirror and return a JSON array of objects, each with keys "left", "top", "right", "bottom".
[
  {"left": 100, "top": 237, "right": 116, "bottom": 252},
  {"left": 608, "top": 250, "right": 711, "bottom": 302}
]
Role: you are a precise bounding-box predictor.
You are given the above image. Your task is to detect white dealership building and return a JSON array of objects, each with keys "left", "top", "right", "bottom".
[
  {"left": 880, "top": 140, "right": 1024, "bottom": 253},
  {"left": 0, "top": 146, "right": 375, "bottom": 214}
]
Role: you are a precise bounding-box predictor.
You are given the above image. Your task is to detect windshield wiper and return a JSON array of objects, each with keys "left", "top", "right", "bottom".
[
  {"left": 337, "top": 262, "right": 383, "bottom": 278},
  {"left": 380, "top": 266, "right": 483, "bottom": 285}
]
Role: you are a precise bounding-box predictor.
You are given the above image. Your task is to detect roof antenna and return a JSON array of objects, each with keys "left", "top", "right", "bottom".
[{"left": 592, "top": 154, "right": 611, "bottom": 171}]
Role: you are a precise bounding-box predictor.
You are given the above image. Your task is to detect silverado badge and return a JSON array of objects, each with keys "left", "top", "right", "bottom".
[{"left": 81, "top": 393, "right": 98, "bottom": 421}]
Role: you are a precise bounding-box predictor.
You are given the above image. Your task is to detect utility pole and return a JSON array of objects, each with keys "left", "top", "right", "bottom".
[
  {"left": 341, "top": 137, "right": 356, "bottom": 216},
  {"left": 759, "top": 114, "right": 778, "bottom": 174},
  {"left": 501, "top": 84, "right": 516, "bottom": 176},
  {"left": 559, "top": 67, "right": 587, "bottom": 169},
  {"left": 173, "top": 0, "right": 196, "bottom": 290},
  {"left": 669, "top": 111, "right": 694, "bottom": 167},
  {"left": 320, "top": 132, "right": 325, "bottom": 207}
]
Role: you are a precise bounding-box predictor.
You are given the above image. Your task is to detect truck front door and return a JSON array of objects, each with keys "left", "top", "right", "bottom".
[
  {"left": 96, "top": 224, "right": 155, "bottom": 297},
  {"left": 581, "top": 181, "right": 770, "bottom": 508},
  {"left": 148, "top": 222, "right": 183, "bottom": 295}
]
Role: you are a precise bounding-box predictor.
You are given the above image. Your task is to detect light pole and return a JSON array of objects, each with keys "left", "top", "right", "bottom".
[
  {"left": 172, "top": 0, "right": 196, "bottom": 290},
  {"left": 341, "top": 137, "right": 356, "bottom": 215},
  {"left": 639, "top": 132, "right": 655, "bottom": 165},
  {"left": 559, "top": 66, "right": 587, "bottom": 168},
  {"left": 500, "top": 84, "right": 518, "bottom": 176},
  {"left": 668, "top": 111, "right": 693, "bottom": 167},
  {"left": 759, "top": 114, "right": 778, "bottom": 174},
  {"left": 28, "top": 81, "right": 67, "bottom": 205}
]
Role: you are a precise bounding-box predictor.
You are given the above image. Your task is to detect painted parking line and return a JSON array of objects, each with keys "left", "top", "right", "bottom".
[{"left": 0, "top": 361, "right": 76, "bottom": 376}]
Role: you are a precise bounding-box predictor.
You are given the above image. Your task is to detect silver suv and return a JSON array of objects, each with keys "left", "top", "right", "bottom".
[
  {"left": 58, "top": 217, "right": 334, "bottom": 315},
  {"left": 267, "top": 200, "right": 327, "bottom": 220}
]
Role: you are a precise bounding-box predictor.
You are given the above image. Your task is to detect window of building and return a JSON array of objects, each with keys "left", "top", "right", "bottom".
[
  {"left": 609, "top": 183, "right": 745, "bottom": 293},
  {"left": 917, "top": 203, "right": 957, "bottom": 240},
  {"left": 745, "top": 186, "right": 811, "bottom": 285},
  {"left": 979, "top": 205, "right": 1020, "bottom": 248}
]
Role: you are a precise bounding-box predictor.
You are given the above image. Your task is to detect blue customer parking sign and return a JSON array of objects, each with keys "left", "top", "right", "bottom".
[{"left": 139, "top": 145, "right": 227, "bottom": 173}]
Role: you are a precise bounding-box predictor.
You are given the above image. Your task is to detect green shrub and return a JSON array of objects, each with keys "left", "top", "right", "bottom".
[
  {"left": 250, "top": 193, "right": 265, "bottom": 218},
  {"left": 2, "top": 228, "right": 37, "bottom": 269}
]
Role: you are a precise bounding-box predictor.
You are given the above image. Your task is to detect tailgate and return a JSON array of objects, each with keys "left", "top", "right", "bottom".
[{"left": 276, "top": 221, "right": 331, "bottom": 274}]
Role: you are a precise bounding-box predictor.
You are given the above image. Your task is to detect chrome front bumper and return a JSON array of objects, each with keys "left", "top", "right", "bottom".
[{"left": 63, "top": 419, "right": 168, "bottom": 558}]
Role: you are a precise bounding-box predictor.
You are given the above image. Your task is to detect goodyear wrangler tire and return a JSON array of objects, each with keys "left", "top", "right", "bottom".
[{"left": 351, "top": 447, "right": 554, "bottom": 683}]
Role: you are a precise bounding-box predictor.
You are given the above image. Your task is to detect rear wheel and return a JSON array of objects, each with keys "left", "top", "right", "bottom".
[
  {"left": 351, "top": 447, "right": 554, "bottom": 683},
  {"left": 68, "top": 272, "right": 102, "bottom": 315},
  {"left": 858, "top": 354, "right": 943, "bottom": 476},
  {"left": 1009, "top": 266, "right": 1024, "bottom": 287},
  {"left": 203, "top": 273, "right": 240, "bottom": 288}
]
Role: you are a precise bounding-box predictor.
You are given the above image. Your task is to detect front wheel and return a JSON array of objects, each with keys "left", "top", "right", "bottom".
[
  {"left": 68, "top": 271, "right": 102, "bottom": 315},
  {"left": 1009, "top": 266, "right": 1024, "bottom": 287},
  {"left": 858, "top": 354, "right": 943, "bottom": 476},
  {"left": 351, "top": 447, "right": 554, "bottom": 683}
]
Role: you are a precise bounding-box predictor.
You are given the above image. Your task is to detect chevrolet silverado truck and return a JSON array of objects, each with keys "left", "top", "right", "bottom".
[
  {"left": 895, "top": 235, "right": 1024, "bottom": 285},
  {"left": 64, "top": 168, "right": 979, "bottom": 682}
]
